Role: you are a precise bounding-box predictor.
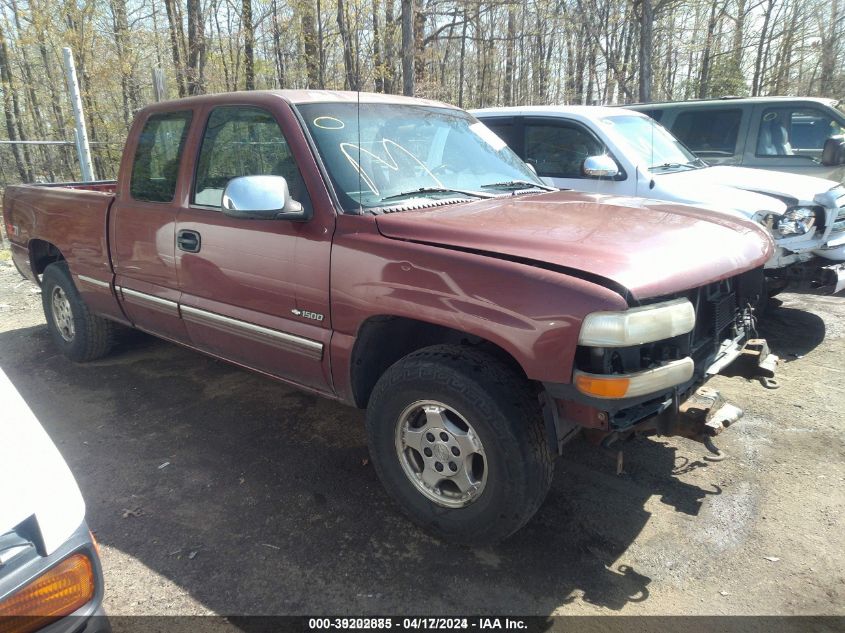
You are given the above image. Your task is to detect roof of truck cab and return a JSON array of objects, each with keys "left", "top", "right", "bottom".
[
  {"left": 623, "top": 96, "right": 840, "bottom": 108},
  {"left": 472, "top": 105, "right": 645, "bottom": 120},
  {"left": 144, "top": 89, "right": 457, "bottom": 110}
]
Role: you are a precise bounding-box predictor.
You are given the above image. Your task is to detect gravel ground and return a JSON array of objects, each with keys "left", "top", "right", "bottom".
[{"left": 1, "top": 251, "right": 844, "bottom": 616}]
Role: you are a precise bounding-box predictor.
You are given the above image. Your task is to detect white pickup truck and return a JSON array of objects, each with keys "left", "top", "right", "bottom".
[
  {"left": 0, "top": 368, "right": 107, "bottom": 632},
  {"left": 473, "top": 106, "right": 845, "bottom": 295}
]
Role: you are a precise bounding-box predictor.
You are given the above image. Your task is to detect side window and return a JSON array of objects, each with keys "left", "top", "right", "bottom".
[
  {"left": 130, "top": 111, "right": 192, "bottom": 202},
  {"left": 671, "top": 109, "right": 741, "bottom": 157},
  {"left": 481, "top": 119, "right": 519, "bottom": 151},
  {"left": 524, "top": 121, "right": 605, "bottom": 178},
  {"left": 193, "top": 106, "right": 310, "bottom": 210},
  {"left": 757, "top": 107, "right": 844, "bottom": 158}
]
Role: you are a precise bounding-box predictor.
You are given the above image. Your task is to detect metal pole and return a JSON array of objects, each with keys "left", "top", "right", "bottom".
[{"left": 62, "top": 47, "right": 95, "bottom": 182}]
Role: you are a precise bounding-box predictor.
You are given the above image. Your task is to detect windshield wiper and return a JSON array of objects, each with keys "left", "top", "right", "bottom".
[
  {"left": 379, "top": 186, "right": 494, "bottom": 203},
  {"left": 649, "top": 162, "right": 700, "bottom": 172},
  {"left": 480, "top": 179, "right": 555, "bottom": 192}
]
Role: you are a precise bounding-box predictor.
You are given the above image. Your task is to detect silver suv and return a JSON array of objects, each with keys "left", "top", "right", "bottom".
[{"left": 626, "top": 97, "right": 845, "bottom": 183}]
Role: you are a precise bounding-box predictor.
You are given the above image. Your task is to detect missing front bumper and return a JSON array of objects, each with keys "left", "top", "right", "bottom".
[
  {"left": 549, "top": 336, "right": 779, "bottom": 454},
  {"left": 769, "top": 259, "right": 845, "bottom": 295}
]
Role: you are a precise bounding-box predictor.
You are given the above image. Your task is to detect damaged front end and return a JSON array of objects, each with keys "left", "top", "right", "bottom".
[
  {"left": 543, "top": 268, "right": 778, "bottom": 457},
  {"left": 760, "top": 186, "right": 845, "bottom": 295}
]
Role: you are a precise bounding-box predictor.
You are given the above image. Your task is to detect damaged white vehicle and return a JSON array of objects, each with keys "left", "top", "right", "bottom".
[{"left": 473, "top": 106, "right": 845, "bottom": 295}]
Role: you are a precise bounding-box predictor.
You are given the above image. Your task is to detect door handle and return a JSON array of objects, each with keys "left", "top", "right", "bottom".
[{"left": 177, "top": 229, "right": 201, "bottom": 253}]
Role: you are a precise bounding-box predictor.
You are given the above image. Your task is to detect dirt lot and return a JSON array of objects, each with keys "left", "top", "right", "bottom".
[{"left": 1, "top": 250, "right": 844, "bottom": 616}]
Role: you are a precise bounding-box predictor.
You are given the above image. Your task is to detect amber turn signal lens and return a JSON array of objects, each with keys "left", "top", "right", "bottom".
[
  {"left": 0, "top": 553, "right": 95, "bottom": 633},
  {"left": 574, "top": 373, "right": 630, "bottom": 398}
]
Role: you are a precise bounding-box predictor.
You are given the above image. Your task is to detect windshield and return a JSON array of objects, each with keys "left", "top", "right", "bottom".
[
  {"left": 297, "top": 102, "right": 544, "bottom": 212},
  {"left": 599, "top": 115, "right": 703, "bottom": 172}
]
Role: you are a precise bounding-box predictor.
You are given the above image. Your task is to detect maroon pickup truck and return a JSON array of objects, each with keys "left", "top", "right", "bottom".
[{"left": 3, "top": 90, "right": 775, "bottom": 544}]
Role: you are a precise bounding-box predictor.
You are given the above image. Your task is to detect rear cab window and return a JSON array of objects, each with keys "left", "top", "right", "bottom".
[
  {"left": 130, "top": 111, "right": 193, "bottom": 202},
  {"left": 670, "top": 109, "right": 742, "bottom": 158},
  {"left": 193, "top": 105, "right": 311, "bottom": 211}
]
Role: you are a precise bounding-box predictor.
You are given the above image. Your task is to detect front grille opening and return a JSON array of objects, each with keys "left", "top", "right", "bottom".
[{"left": 575, "top": 268, "right": 764, "bottom": 376}]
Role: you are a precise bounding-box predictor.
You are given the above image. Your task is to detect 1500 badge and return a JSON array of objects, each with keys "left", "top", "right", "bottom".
[{"left": 292, "top": 308, "right": 325, "bottom": 322}]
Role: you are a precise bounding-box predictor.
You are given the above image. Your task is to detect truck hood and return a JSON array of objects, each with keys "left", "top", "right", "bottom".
[
  {"left": 655, "top": 165, "right": 840, "bottom": 214},
  {"left": 375, "top": 191, "right": 773, "bottom": 300},
  {"left": 0, "top": 368, "right": 85, "bottom": 555}
]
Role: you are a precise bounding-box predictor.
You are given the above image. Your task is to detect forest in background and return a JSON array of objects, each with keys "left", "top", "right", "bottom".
[{"left": 0, "top": 0, "right": 843, "bottom": 185}]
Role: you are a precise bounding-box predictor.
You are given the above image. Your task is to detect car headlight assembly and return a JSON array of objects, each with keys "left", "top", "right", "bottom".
[
  {"left": 775, "top": 208, "right": 816, "bottom": 236},
  {"left": 578, "top": 298, "right": 696, "bottom": 347}
]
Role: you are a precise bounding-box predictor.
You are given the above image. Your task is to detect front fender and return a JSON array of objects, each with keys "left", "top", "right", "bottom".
[{"left": 330, "top": 215, "right": 628, "bottom": 386}]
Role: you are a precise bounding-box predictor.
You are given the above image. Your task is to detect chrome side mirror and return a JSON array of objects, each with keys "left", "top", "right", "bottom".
[
  {"left": 221, "top": 175, "right": 308, "bottom": 221},
  {"left": 583, "top": 155, "right": 620, "bottom": 178}
]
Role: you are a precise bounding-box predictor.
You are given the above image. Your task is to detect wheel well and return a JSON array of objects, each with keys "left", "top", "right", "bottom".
[
  {"left": 349, "top": 316, "right": 528, "bottom": 408},
  {"left": 29, "top": 239, "right": 65, "bottom": 278}
]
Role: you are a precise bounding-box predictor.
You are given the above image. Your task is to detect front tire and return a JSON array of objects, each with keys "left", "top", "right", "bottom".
[
  {"left": 365, "top": 345, "right": 554, "bottom": 545},
  {"left": 41, "top": 262, "right": 115, "bottom": 362}
]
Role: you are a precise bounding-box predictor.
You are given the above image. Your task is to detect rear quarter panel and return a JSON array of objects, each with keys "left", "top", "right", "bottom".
[{"left": 3, "top": 184, "right": 125, "bottom": 321}]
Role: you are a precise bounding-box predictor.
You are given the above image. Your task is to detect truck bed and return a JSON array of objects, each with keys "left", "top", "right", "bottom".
[{"left": 3, "top": 181, "right": 117, "bottom": 289}]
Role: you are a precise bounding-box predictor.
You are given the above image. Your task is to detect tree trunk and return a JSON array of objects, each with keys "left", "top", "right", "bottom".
[
  {"left": 317, "top": 0, "right": 325, "bottom": 87},
  {"left": 186, "top": 0, "right": 205, "bottom": 95},
  {"left": 457, "top": 6, "right": 467, "bottom": 106},
  {"left": 752, "top": 0, "right": 775, "bottom": 96},
  {"left": 243, "top": 0, "right": 254, "bottom": 89},
  {"left": 301, "top": 1, "right": 320, "bottom": 88},
  {"left": 818, "top": 0, "right": 839, "bottom": 95},
  {"left": 638, "top": 0, "right": 654, "bottom": 102},
  {"left": 271, "top": 0, "right": 286, "bottom": 87},
  {"left": 401, "top": 0, "right": 414, "bottom": 96},
  {"left": 698, "top": 0, "right": 720, "bottom": 98},
  {"left": 383, "top": 0, "right": 396, "bottom": 93},
  {"left": 111, "top": 0, "right": 140, "bottom": 126},
  {"left": 373, "top": 0, "right": 383, "bottom": 92},
  {"left": 163, "top": 0, "right": 187, "bottom": 97},
  {"left": 336, "top": 0, "right": 358, "bottom": 90},
  {"left": 504, "top": 6, "right": 516, "bottom": 106},
  {"left": 732, "top": 0, "right": 747, "bottom": 68},
  {"left": 413, "top": 0, "right": 425, "bottom": 88}
]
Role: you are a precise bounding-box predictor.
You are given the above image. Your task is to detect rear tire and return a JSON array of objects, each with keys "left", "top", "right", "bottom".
[
  {"left": 41, "top": 262, "right": 115, "bottom": 362},
  {"left": 365, "top": 344, "right": 554, "bottom": 545}
]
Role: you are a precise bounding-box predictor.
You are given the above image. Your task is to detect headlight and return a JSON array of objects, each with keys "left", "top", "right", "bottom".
[
  {"left": 578, "top": 298, "right": 695, "bottom": 347},
  {"left": 776, "top": 208, "right": 816, "bottom": 236}
]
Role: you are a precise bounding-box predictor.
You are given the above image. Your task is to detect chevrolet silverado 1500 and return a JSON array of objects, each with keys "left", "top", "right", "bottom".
[{"left": 3, "top": 91, "right": 775, "bottom": 543}]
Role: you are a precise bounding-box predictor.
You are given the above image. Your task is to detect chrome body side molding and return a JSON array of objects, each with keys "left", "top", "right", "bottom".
[
  {"left": 180, "top": 305, "right": 324, "bottom": 360},
  {"left": 77, "top": 274, "right": 110, "bottom": 289},
  {"left": 116, "top": 286, "right": 180, "bottom": 317}
]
